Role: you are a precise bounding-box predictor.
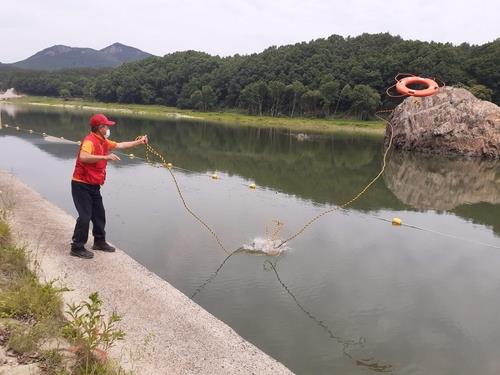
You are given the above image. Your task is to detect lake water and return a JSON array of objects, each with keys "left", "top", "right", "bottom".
[{"left": 1, "top": 104, "right": 500, "bottom": 374}]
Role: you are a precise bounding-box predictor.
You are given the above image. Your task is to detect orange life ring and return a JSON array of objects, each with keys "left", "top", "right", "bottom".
[{"left": 395, "top": 76, "right": 439, "bottom": 97}]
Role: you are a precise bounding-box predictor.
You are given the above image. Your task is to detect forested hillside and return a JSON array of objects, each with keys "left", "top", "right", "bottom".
[{"left": 1, "top": 33, "right": 498, "bottom": 119}]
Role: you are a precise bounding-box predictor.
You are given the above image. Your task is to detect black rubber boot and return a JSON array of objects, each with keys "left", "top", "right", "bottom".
[
  {"left": 70, "top": 245, "right": 94, "bottom": 259},
  {"left": 92, "top": 240, "right": 115, "bottom": 252}
]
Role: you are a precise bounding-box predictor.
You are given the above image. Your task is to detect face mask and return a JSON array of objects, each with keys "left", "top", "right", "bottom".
[{"left": 104, "top": 128, "right": 110, "bottom": 139}]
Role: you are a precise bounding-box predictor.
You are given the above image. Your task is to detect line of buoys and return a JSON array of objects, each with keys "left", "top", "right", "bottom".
[
  {"left": 0, "top": 122, "right": 259, "bottom": 191},
  {"left": 357, "top": 211, "right": 500, "bottom": 250}
]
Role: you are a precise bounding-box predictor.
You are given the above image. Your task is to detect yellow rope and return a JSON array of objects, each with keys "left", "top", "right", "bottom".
[
  {"left": 141, "top": 139, "right": 231, "bottom": 254},
  {"left": 275, "top": 109, "right": 395, "bottom": 248}
]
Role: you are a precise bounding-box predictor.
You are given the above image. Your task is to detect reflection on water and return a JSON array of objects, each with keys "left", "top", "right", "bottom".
[
  {"left": 385, "top": 151, "right": 500, "bottom": 235},
  {"left": 4, "top": 104, "right": 499, "bottom": 235},
  {"left": 2, "top": 104, "right": 500, "bottom": 375},
  {"left": 264, "top": 259, "right": 394, "bottom": 373},
  {"left": 0, "top": 102, "right": 21, "bottom": 117},
  {"left": 192, "top": 253, "right": 395, "bottom": 372},
  {"left": 0, "top": 104, "right": 399, "bottom": 209},
  {"left": 385, "top": 152, "right": 500, "bottom": 210}
]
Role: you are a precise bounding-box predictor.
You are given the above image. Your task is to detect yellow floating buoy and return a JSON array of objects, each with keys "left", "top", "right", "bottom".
[
  {"left": 4, "top": 124, "right": 9, "bottom": 128},
  {"left": 15, "top": 126, "right": 20, "bottom": 131},
  {"left": 29, "top": 129, "right": 33, "bottom": 134},
  {"left": 166, "top": 163, "right": 173, "bottom": 169},
  {"left": 42, "top": 133, "right": 47, "bottom": 137},
  {"left": 129, "top": 153, "right": 135, "bottom": 159},
  {"left": 392, "top": 217, "right": 402, "bottom": 226},
  {"left": 211, "top": 174, "right": 219, "bottom": 180},
  {"left": 77, "top": 141, "right": 81, "bottom": 145},
  {"left": 249, "top": 183, "right": 257, "bottom": 189}
]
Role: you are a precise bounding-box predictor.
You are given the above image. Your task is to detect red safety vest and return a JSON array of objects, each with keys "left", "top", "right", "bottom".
[{"left": 72, "top": 132, "right": 109, "bottom": 185}]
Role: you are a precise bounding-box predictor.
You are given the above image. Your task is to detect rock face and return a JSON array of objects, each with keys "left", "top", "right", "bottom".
[{"left": 387, "top": 87, "right": 500, "bottom": 158}]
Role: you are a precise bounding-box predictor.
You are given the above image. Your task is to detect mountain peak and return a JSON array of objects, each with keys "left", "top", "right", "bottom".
[
  {"left": 38, "top": 45, "right": 75, "bottom": 56},
  {"left": 11, "top": 43, "right": 153, "bottom": 71},
  {"left": 100, "top": 42, "right": 128, "bottom": 52},
  {"left": 100, "top": 42, "right": 149, "bottom": 54},
  {"left": 102, "top": 42, "right": 127, "bottom": 49},
  {"left": 99, "top": 43, "right": 153, "bottom": 63}
]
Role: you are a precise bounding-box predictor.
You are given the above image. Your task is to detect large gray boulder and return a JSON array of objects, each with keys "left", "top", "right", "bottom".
[{"left": 387, "top": 87, "right": 500, "bottom": 158}]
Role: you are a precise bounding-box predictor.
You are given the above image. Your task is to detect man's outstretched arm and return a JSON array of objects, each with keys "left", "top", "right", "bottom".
[{"left": 115, "top": 135, "right": 148, "bottom": 150}]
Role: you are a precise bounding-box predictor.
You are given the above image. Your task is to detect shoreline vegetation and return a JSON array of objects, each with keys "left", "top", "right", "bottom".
[
  {"left": 3, "top": 96, "right": 386, "bottom": 135},
  {"left": 0, "top": 212, "right": 129, "bottom": 374}
]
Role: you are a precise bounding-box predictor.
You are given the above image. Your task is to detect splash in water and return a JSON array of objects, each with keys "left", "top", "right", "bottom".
[
  {"left": 241, "top": 237, "right": 289, "bottom": 256},
  {"left": 241, "top": 219, "right": 288, "bottom": 256}
]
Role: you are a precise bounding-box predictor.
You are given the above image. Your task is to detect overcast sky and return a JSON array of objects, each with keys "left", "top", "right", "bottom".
[{"left": 2, "top": 0, "right": 499, "bottom": 63}]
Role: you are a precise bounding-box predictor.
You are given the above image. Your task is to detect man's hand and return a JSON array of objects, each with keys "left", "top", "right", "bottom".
[
  {"left": 105, "top": 153, "right": 121, "bottom": 161},
  {"left": 136, "top": 135, "right": 148, "bottom": 145}
]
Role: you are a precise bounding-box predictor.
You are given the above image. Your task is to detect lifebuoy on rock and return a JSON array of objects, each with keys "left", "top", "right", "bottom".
[{"left": 396, "top": 76, "right": 439, "bottom": 97}]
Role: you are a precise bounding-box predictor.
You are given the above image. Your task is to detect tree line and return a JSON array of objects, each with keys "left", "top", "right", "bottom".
[{"left": 1, "top": 33, "right": 498, "bottom": 119}]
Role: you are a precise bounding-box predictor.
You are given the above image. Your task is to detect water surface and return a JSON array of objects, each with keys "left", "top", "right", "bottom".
[{"left": 1, "top": 105, "right": 500, "bottom": 374}]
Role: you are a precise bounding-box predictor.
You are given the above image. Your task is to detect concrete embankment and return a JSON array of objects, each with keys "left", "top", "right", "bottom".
[{"left": 0, "top": 170, "right": 293, "bottom": 375}]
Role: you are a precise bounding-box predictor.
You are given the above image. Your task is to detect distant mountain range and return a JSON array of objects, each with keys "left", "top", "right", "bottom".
[{"left": 5, "top": 43, "right": 153, "bottom": 71}]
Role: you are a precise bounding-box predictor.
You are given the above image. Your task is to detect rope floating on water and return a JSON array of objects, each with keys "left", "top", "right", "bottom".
[
  {"left": 361, "top": 212, "right": 500, "bottom": 250},
  {"left": 0, "top": 123, "right": 260, "bottom": 255},
  {"left": 264, "top": 259, "right": 394, "bottom": 373},
  {"left": 142, "top": 139, "right": 232, "bottom": 255},
  {"left": 2, "top": 75, "right": 499, "bottom": 254},
  {"left": 275, "top": 109, "right": 395, "bottom": 249}
]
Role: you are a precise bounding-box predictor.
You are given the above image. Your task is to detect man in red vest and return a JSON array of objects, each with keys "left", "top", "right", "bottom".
[{"left": 71, "top": 113, "right": 148, "bottom": 259}]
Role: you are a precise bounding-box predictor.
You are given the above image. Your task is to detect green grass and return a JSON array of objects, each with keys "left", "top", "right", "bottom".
[
  {"left": 5, "top": 96, "right": 386, "bottom": 134},
  {"left": 0, "top": 245, "right": 29, "bottom": 287},
  {"left": 0, "top": 217, "right": 131, "bottom": 374},
  {"left": 0, "top": 232, "right": 64, "bottom": 322},
  {"left": 0, "top": 274, "right": 65, "bottom": 321},
  {"left": 39, "top": 349, "right": 68, "bottom": 374},
  {"left": 7, "top": 318, "right": 62, "bottom": 354},
  {"left": 0, "top": 219, "right": 66, "bottom": 359},
  {"left": 0, "top": 219, "right": 9, "bottom": 247}
]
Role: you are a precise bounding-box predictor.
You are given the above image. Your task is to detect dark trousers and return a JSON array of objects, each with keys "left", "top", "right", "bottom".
[{"left": 71, "top": 181, "right": 106, "bottom": 248}]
